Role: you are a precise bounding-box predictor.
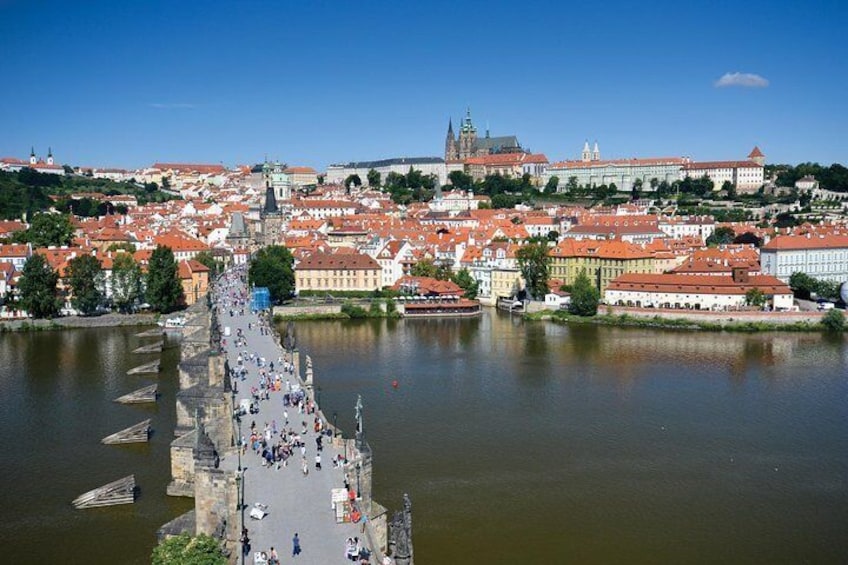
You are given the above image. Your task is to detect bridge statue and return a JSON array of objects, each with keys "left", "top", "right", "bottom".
[
  {"left": 389, "top": 493, "right": 414, "bottom": 564},
  {"left": 283, "top": 321, "right": 296, "bottom": 351},
  {"left": 354, "top": 394, "right": 364, "bottom": 447}
]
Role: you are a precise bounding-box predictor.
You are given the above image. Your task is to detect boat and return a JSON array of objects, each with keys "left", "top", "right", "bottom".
[{"left": 157, "top": 316, "right": 186, "bottom": 329}]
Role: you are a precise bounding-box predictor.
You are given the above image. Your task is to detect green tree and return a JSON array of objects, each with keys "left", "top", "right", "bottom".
[
  {"left": 544, "top": 176, "right": 559, "bottom": 194},
  {"left": 249, "top": 245, "right": 295, "bottom": 304},
  {"left": 18, "top": 253, "right": 61, "bottom": 318},
  {"left": 193, "top": 250, "right": 221, "bottom": 278},
  {"left": 344, "top": 174, "right": 362, "bottom": 190},
  {"left": 151, "top": 532, "right": 226, "bottom": 565},
  {"left": 410, "top": 259, "right": 439, "bottom": 279},
  {"left": 67, "top": 254, "right": 105, "bottom": 315},
  {"left": 146, "top": 245, "right": 184, "bottom": 313},
  {"left": 631, "top": 178, "right": 643, "bottom": 200},
  {"left": 745, "top": 287, "right": 766, "bottom": 308},
  {"left": 706, "top": 226, "right": 736, "bottom": 246},
  {"left": 516, "top": 242, "right": 550, "bottom": 300},
  {"left": 25, "top": 213, "right": 75, "bottom": 247},
  {"left": 789, "top": 271, "right": 817, "bottom": 299},
  {"left": 448, "top": 170, "right": 473, "bottom": 190},
  {"left": 111, "top": 252, "right": 143, "bottom": 313},
  {"left": 366, "top": 168, "right": 381, "bottom": 187},
  {"left": 821, "top": 309, "right": 845, "bottom": 332},
  {"left": 451, "top": 268, "right": 479, "bottom": 299},
  {"left": 568, "top": 269, "right": 599, "bottom": 316}
]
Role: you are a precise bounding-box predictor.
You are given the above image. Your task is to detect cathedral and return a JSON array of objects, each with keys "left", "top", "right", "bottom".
[{"left": 444, "top": 108, "right": 523, "bottom": 161}]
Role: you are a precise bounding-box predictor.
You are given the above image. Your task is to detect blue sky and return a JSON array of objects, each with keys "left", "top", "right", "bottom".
[{"left": 1, "top": 0, "right": 846, "bottom": 170}]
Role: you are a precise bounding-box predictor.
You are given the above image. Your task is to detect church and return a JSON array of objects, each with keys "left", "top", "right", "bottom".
[{"left": 444, "top": 109, "right": 523, "bottom": 161}]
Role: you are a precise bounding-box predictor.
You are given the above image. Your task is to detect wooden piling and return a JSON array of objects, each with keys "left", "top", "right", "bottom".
[{"left": 72, "top": 475, "right": 136, "bottom": 509}]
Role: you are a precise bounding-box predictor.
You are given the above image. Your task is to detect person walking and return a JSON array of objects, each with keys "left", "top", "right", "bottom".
[{"left": 292, "top": 533, "right": 302, "bottom": 557}]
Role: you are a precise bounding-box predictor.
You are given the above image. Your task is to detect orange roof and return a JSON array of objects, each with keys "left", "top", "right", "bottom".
[
  {"left": 748, "top": 146, "right": 764, "bottom": 158},
  {"left": 762, "top": 234, "right": 848, "bottom": 251},
  {"left": 550, "top": 157, "right": 686, "bottom": 169},
  {"left": 152, "top": 163, "right": 226, "bottom": 174},
  {"left": 607, "top": 273, "right": 790, "bottom": 295},
  {"left": 550, "top": 239, "right": 654, "bottom": 260},
  {"left": 296, "top": 252, "right": 379, "bottom": 271},
  {"left": 683, "top": 160, "right": 762, "bottom": 170}
]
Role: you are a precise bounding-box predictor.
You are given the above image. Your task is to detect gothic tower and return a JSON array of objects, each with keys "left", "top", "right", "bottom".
[
  {"left": 444, "top": 119, "right": 458, "bottom": 161},
  {"left": 458, "top": 108, "right": 477, "bottom": 160},
  {"left": 30, "top": 147, "right": 36, "bottom": 165},
  {"left": 592, "top": 141, "right": 600, "bottom": 161},
  {"left": 259, "top": 178, "right": 283, "bottom": 246}
]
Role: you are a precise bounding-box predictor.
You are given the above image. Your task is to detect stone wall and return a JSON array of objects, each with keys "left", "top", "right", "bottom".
[
  {"left": 194, "top": 466, "right": 239, "bottom": 542},
  {"left": 167, "top": 431, "right": 197, "bottom": 497}
]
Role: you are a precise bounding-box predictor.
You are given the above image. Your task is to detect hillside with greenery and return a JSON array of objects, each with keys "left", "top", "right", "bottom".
[
  {"left": 0, "top": 168, "right": 178, "bottom": 220},
  {"left": 766, "top": 163, "right": 848, "bottom": 191}
]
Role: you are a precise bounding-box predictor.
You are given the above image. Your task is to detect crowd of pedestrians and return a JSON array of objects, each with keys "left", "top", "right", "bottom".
[{"left": 213, "top": 266, "right": 384, "bottom": 564}]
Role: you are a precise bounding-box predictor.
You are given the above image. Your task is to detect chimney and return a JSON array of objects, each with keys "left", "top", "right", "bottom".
[{"left": 732, "top": 266, "right": 749, "bottom": 284}]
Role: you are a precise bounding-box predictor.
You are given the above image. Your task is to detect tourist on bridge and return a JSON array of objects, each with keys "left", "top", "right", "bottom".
[{"left": 292, "top": 533, "right": 301, "bottom": 557}]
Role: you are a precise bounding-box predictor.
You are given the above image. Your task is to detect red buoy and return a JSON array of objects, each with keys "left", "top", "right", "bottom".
[{"left": 391, "top": 380, "right": 399, "bottom": 389}]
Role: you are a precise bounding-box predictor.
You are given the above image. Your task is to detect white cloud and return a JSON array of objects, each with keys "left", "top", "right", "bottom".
[
  {"left": 148, "top": 103, "right": 197, "bottom": 109},
  {"left": 714, "top": 72, "right": 769, "bottom": 88}
]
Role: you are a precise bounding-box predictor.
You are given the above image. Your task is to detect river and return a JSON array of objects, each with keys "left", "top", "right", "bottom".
[
  {"left": 1, "top": 315, "right": 846, "bottom": 564},
  {"left": 291, "top": 312, "right": 848, "bottom": 564}
]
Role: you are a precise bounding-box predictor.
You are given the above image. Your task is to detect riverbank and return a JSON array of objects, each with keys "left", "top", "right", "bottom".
[
  {"left": 526, "top": 306, "right": 840, "bottom": 333},
  {"left": 0, "top": 312, "right": 159, "bottom": 332}
]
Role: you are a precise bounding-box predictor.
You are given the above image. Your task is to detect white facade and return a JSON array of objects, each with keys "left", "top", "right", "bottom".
[
  {"left": 327, "top": 157, "right": 447, "bottom": 187},
  {"left": 681, "top": 161, "right": 764, "bottom": 191},
  {"left": 605, "top": 285, "right": 794, "bottom": 311},
  {"left": 657, "top": 217, "right": 716, "bottom": 241},
  {"left": 760, "top": 235, "right": 848, "bottom": 283}
]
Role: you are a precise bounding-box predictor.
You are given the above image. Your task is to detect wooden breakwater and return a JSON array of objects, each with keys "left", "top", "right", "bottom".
[
  {"left": 101, "top": 419, "right": 151, "bottom": 444},
  {"left": 114, "top": 384, "right": 158, "bottom": 404},
  {"left": 72, "top": 475, "right": 136, "bottom": 509}
]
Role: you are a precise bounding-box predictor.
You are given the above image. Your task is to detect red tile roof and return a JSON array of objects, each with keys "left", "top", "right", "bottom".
[
  {"left": 762, "top": 234, "right": 848, "bottom": 251},
  {"left": 296, "top": 252, "right": 379, "bottom": 271},
  {"left": 607, "top": 273, "right": 791, "bottom": 295}
]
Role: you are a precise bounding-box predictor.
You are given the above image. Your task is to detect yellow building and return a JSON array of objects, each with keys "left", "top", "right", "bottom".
[
  {"left": 295, "top": 252, "right": 381, "bottom": 292},
  {"left": 549, "top": 240, "right": 654, "bottom": 292},
  {"left": 490, "top": 266, "right": 525, "bottom": 300},
  {"left": 179, "top": 259, "right": 210, "bottom": 306}
]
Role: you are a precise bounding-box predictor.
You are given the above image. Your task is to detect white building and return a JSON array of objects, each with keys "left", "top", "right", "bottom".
[
  {"left": 326, "top": 157, "right": 447, "bottom": 187},
  {"left": 760, "top": 233, "right": 848, "bottom": 283},
  {"left": 604, "top": 271, "right": 794, "bottom": 311},
  {"left": 545, "top": 141, "right": 685, "bottom": 191},
  {"left": 657, "top": 216, "right": 716, "bottom": 241}
]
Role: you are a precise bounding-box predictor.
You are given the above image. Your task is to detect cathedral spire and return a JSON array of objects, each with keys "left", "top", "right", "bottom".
[
  {"left": 581, "top": 140, "right": 591, "bottom": 162},
  {"left": 592, "top": 141, "right": 600, "bottom": 161}
]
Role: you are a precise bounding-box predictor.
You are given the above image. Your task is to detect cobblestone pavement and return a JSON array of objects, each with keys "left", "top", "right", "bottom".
[{"left": 217, "top": 278, "right": 369, "bottom": 564}]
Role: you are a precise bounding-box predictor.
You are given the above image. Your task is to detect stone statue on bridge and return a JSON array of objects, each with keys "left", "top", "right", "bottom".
[
  {"left": 389, "top": 493, "right": 413, "bottom": 564},
  {"left": 283, "top": 321, "right": 296, "bottom": 351}
]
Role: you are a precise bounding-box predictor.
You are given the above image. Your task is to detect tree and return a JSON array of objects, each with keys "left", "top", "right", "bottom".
[
  {"left": 566, "top": 176, "right": 579, "bottom": 194},
  {"left": 631, "top": 179, "right": 643, "bottom": 201},
  {"left": 706, "top": 226, "right": 736, "bottom": 246},
  {"left": 733, "top": 232, "right": 762, "bottom": 247},
  {"left": 745, "top": 287, "right": 766, "bottom": 308},
  {"left": 249, "top": 245, "right": 295, "bottom": 304},
  {"left": 25, "top": 213, "right": 75, "bottom": 247},
  {"left": 451, "top": 268, "right": 479, "bottom": 299},
  {"left": 721, "top": 180, "right": 737, "bottom": 198},
  {"left": 193, "top": 250, "right": 221, "bottom": 278},
  {"left": 344, "top": 174, "right": 362, "bottom": 190},
  {"left": 821, "top": 309, "right": 845, "bottom": 332},
  {"left": 789, "top": 271, "right": 817, "bottom": 299},
  {"left": 146, "top": 245, "right": 184, "bottom": 313},
  {"left": 366, "top": 168, "right": 381, "bottom": 188},
  {"left": 18, "top": 253, "right": 61, "bottom": 318},
  {"left": 568, "top": 269, "right": 599, "bottom": 316},
  {"left": 317, "top": 174, "right": 325, "bottom": 185},
  {"left": 151, "top": 532, "right": 226, "bottom": 565},
  {"left": 67, "top": 254, "right": 105, "bottom": 315},
  {"left": 448, "top": 170, "right": 473, "bottom": 190},
  {"left": 410, "top": 259, "right": 438, "bottom": 279},
  {"left": 515, "top": 242, "right": 550, "bottom": 300},
  {"left": 111, "top": 252, "right": 143, "bottom": 313},
  {"left": 544, "top": 176, "right": 559, "bottom": 194}
]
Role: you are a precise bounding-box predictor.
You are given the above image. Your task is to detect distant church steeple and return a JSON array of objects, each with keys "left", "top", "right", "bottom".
[
  {"left": 581, "top": 140, "right": 591, "bottom": 162},
  {"left": 47, "top": 147, "right": 54, "bottom": 165},
  {"left": 592, "top": 141, "right": 600, "bottom": 161},
  {"left": 30, "top": 146, "right": 36, "bottom": 165},
  {"left": 445, "top": 118, "right": 458, "bottom": 161}
]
